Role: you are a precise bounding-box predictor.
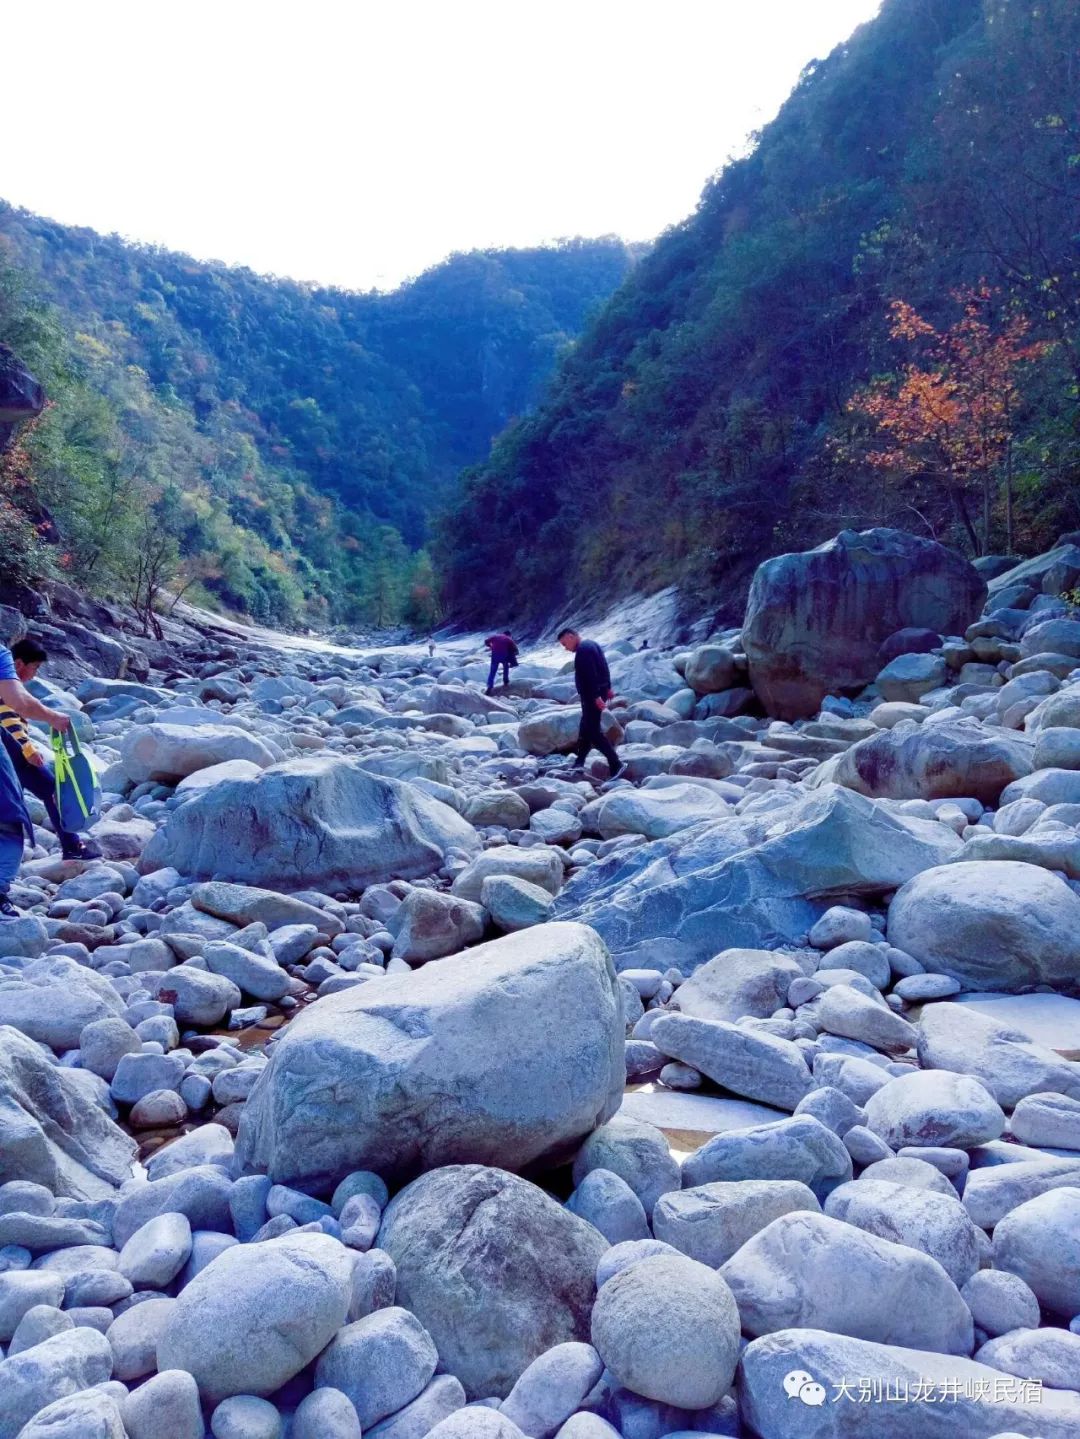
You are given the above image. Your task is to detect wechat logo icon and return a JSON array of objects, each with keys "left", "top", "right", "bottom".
[{"left": 783, "top": 1369, "right": 828, "bottom": 1406}]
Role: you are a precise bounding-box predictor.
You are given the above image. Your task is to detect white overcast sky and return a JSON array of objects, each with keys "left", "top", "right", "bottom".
[{"left": 5, "top": 0, "right": 881, "bottom": 292}]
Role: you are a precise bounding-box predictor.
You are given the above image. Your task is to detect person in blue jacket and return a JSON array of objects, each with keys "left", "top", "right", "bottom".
[{"left": 0, "top": 641, "right": 72, "bottom": 918}]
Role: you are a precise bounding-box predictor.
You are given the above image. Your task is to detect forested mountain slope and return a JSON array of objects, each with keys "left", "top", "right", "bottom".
[
  {"left": 0, "top": 208, "right": 632, "bottom": 625},
  {"left": 438, "top": 0, "right": 1080, "bottom": 627}
]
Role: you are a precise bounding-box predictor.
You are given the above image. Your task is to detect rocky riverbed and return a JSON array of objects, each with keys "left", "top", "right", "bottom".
[{"left": 2, "top": 526, "right": 1080, "bottom": 1437}]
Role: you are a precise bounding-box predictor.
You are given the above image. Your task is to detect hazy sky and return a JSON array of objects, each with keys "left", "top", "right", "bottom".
[{"left": 6, "top": 0, "right": 881, "bottom": 292}]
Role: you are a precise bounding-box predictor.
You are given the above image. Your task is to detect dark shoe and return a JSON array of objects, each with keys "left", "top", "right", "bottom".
[
  {"left": 484, "top": 688, "right": 495, "bottom": 696},
  {"left": 0, "top": 897, "right": 21, "bottom": 920},
  {"left": 62, "top": 838, "right": 103, "bottom": 861}
]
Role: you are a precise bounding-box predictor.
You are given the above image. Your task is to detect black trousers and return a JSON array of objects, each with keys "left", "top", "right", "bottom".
[
  {"left": 575, "top": 701, "right": 620, "bottom": 771},
  {"left": 0, "top": 729, "right": 81, "bottom": 850}
]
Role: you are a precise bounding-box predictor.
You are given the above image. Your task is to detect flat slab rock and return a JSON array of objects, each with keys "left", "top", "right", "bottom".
[
  {"left": 619, "top": 1087, "right": 787, "bottom": 1155},
  {"left": 954, "top": 992, "right": 1080, "bottom": 1059}
]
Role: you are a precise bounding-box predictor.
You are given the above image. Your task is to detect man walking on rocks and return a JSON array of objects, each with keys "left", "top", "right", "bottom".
[
  {"left": 558, "top": 626, "right": 625, "bottom": 780},
  {"left": 0, "top": 639, "right": 73, "bottom": 917}
]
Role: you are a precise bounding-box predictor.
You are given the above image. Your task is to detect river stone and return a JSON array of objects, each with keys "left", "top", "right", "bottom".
[
  {"left": 742, "top": 527, "right": 985, "bottom": 721},
  {"left": 917, "top": 1002, "right": 1080, "bottom": 1108},
  {"left": 962, "top": 1159, "right": 1080, "bottom": 1229},
  {"left": 0, "top": 1326, "right": 114, "bottom": 1439},
  {"left": 107, "top": 1295, "right": 175, "bottom": 1381},
  {"left": 118, "top": 1211, "right": 193, "bottom": 1288},
  {"left": 653, "top": 1179, "right": 820, "bottom": 1268},
  {"left": 0, "top": 1026, "right": 137, "bottom": 1201},
  {"left": 236, "top": 922, "right": 622, "bottom": 1190},
  {"left": 721, "top": 1211, "right": 973, "bottom": 1353},
  {"left": 190, "top": 881, "right": 341, "bottom": 935},
  {"left": 671, "top": 948, "right": 804, "bottom": 1024},
  {"left": 960, "top": 1269, "right": 1040, "bottom": 1337},
  {"left": 976, "top": 1327, "right": 1080, "bottom": 1392},
  {"left": 480, "top": 875, "right": 555, "bottom": 931},
  {"left": 824, "top": 1178, "right": 981, "bottom": 1286},
  {"left": 122, "top": 1369, "right": 204, "bottom": 1439},
  {"left": 889, "top": 860, "right": 1080, "bottom": 993},
  {"left": 140, "top": 756, "right": 479, "bottom": 889},
  {"left": 993, "top": 1187, "right": 1080, "bottom": 1317},
  {"left": 12, "top": 1387, "right": 126, "bottom": 1439},
  {"left": 650, "top": 1012, "right": 812, "bottom": 1110},
  {"left": 202, "top": 941, "right": 291, "bottom": 1002},
  {"left": 498, "top": 1342, "right": 602, "bottom": 1439},
  {"left": 566, "top": 1170, "right": 649, "bottom": 1243},
  {"left": 682, "top": 1113, "right": 853, "bottom": 1195},
  {"left": 156, "top": 1231, "right": 353, "bottom": 1403},
  {"left": 590, "top": 1253, "right": 740, "bottom": 1409},
  {"left": 739, "top": 1327, "right": 1080, "bottom": 1438},
  {"left": 1010, "top": 1091, "right": 1080, "bottom": 1150},
  {"left": 593, "top": 784, "right": 729, "bottom": 841},
  {"left": 451, "top": 845, "right": 565, "bottom": 903},
  {"left": 519, "top": 708, "right": 624, "bottom": 757},
  {"left": 377, "top": 1165, "right": 607, "bottom": 1400},
  {"left": 824, "top": 715, "right": 1033, "bottom": 805},
  {"left": 113, "top": 1165, "right": 234, "bottom": 1248},
  {"left": 315, "top": 1307, "right": 437, "bottom": 1428},
  {"left": 292, "top": 1388, "right": 363, "bottom": 1439},
  {"left": 141, "top": 966, "right": 241, "bottom": 1027},
  {"left": 863, "top": 1070, "right": 1005, "bottom": 1150},
  {"left": 390, "top": 889, "right": 486, "bottom": 963},
  {"left": 876, "top": 652, "right": 948, "bottom": 702},
  {"left": 0, "top": 1270, "right": 65, "bottom": 1341},
  {"left": 571, "top": 1115, "right": 680, "bottom": 1218},
  {"left": 0, "top": 956, "right": 125, "bottom": 1050}
]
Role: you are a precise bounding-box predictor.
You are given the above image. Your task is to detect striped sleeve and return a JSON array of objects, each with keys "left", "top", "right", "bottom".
[{"left": 0, "top": 704, "right": 37, "bottom": 760}]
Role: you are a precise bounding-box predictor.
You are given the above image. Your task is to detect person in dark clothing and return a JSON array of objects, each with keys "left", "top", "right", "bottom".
[
  {"left": 484, "top": 632, "right": 518, "bottom": 694},
  {"left": 2, "top": 639, "right": 100, "bottom": 863},
  {"left": 557, "top": 627, "right": 625, "bottom": 780}
]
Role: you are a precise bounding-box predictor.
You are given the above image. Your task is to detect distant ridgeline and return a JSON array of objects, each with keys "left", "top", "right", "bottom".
[
  {"left": 438, "top": 0, "right": 1080, "bottom": 628},
  {"left": 0, "top": 205, "right": 634, "bottom": 627}
]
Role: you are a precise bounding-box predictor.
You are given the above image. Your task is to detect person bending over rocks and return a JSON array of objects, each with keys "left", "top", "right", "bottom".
[
  {"left": 558, "top": 626, "right": 625, "bottom": 780},
  {"left": 1, "top": 638, "right": 101, "bottom": 862},
  {"left": 0, "top": 638, "right": 73, "bottom": 918},
  {"left": 484, "top": 631, "right": 519, "bottom": 693}
]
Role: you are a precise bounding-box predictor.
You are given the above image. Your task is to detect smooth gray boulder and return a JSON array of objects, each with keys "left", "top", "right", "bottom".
[
  {"left": 671, "top": 948, "right": 805, "bottom": 1024},
  {"left": 377, "top": 1165, "right": 607, "bottom": 1399},
  {"left": 571, "top": 1116, "right": 680, "bottom": 1219},
  {"left": 960, "top": 1269, "right": 1040, "bottom": 1337},
  {"left": 682, "top": 1113, "right": 852, "bottom": 1195},
  {"left": 993, "top": 1187, "right": 1080, "bottom": 1317},
  {"left": 12, "top": 1388, "right": 126, "bottom": 1438},
  {"left": 963, "top": 1159, "right": 1080, "bottom": 1229},
  {"left": 863, "top": 1070, "right": 1005, "bottom": 1150},
  {"left": 721, "top": 1211, "right": 973, "bottom": 1354},
  {"left": 451, "top": 846, "right": 565, "bottom": 903},
  {"left": 389, "top": 890, "right": 486, "bottom": 963},
  {"left": 593, "top": 784, "right": 729, "bottom": 841},
  {"left": 292, "top": 1388, "right": 362, "bottom": 1439},
  {"left": 140, "top": 756, "right": 479, "bottom": 888},
  {"left": 653, "top": 1179, "right": 820, "bottom": 1268},
  {"left": 917, "top": 1002, "right": 1080, "bottom": 1108},
  {"left": 0, "top": 1026, "right": 137, "bottom": 1201},
  {"left": 191, "top": 882, "right": 341, "bottom": 934},
  {"left": 889, "top": 860, "right": 1080, "bottom": 993},
  {"left": 823, "top": 716, "right": 1033, "bottom": 805},
  {"left": 1011, "top": 1091, "right": 1080, "bottom": 1150},
  {"left": 976, "top": 1327, "right": 1080, "bottom": 1393},
  {"left": 743, "top": 528, "right": 985, "bottom": 720},
  {"left": 824, "top": 1178, "right": 981, "bottom": 1286},
  {"left": 0, "top": 1327, "right": 114, "bottom": 1439},
  {"left": 119, "top": 722, "right": 278, "bottom": 784},
  {"left": 156, "top": 1231, "right": 353, "bottom": 1403},
  {"left": 237, "top": 923, "right": 623, "bottom": 1190},
  {"left": 650, "top": 1012, "right": 813, "bottom": 1111},
  {"left": 315, "top": 1307, "right": 438, "bottom": 1429},
  {"left": 499, "top": 1343, "right": 603, "bottom": 1439},
  {"left": 122, "top": 1369, "right": 204, "bottom": 1439},
  {"left": 481, "top": 875, "right": 556, "bottom": 931},
  {"left": 0, "top": 958, "right": 124, "bottom": 1050},
  {"left": 739, "top": 1327, "right": 1080, "bottom": 1438},
  {"left": 591, "top": 1253, "right": 740, "bottom": 1409}
]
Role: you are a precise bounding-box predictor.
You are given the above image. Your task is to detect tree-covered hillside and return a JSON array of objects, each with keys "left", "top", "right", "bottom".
[
  {"left": 0, "top": 208, "right": 633, "bottom": 626},
  {"left": 439, "top": 0, "right": 1080, "bottom": 627}
]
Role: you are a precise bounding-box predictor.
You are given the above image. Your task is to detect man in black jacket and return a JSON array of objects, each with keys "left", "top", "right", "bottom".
[{"left": 558, "top": 627, "right": 625, "bottom": 779}]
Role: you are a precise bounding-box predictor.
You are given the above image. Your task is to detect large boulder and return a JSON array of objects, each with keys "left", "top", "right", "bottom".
[
  {"left": 378, "top": 1165, "right": 606, "bottom": 1399},
  {"left": 0, "top": 957, "right": 125, "bottom": 1051},
  {"left": 156, "top": 1232, "right": 353, "bottom": 1404},
  {"left": 556, "top": 784, "right": 960, "bottom": 972},
  {"left": 739, "top": 1327, "right": 1080, "bottom": 1438},
  {"left": 672, "top": 949, "right": 805, "bottom": 1024},
  {"left": 518, "top": 708, "right": 624, "bottom": 757},
  {"left": 721, "top": 1210, "right": 973, "bottom": 1354},
  {"left": 917, "top": 1002, "right": 1080, "bottom": 1109},
  {"left": 822, "top": 716, "right": 1033, "bottom": 805},
  {"left": 683, "top": 646, "right": 738, "bottom": 695},
  {"left": 236, "top": 922, "right": 623, "bottom": 1190},
  {"left": 139, "top": 756, "right": 479, "bottom": 888},
  {"left": 119, "top": 722, "right": 279, "bottom": 784},
  {"left": 743, "top": 528, "right": 986, "bottom": 720},
  {"left": 889, "top": 861, "right": 1080, "bottom": 993},
  {"left": 592, "top": 783, "right": 729, "bottom": 841},
  {"left": 0, "top": 1025, "right": 137, "bottom": 1200}
]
